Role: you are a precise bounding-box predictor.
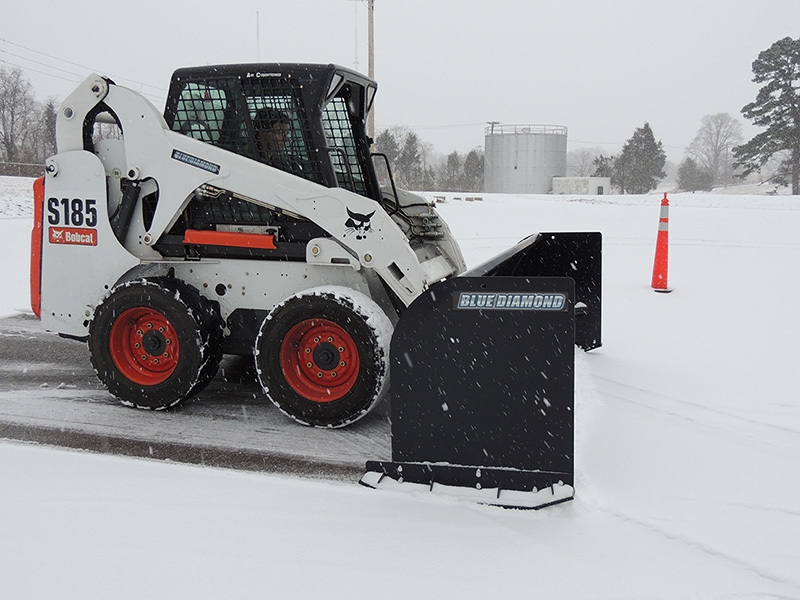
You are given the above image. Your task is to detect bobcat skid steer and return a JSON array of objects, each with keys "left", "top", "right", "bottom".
[{"left": 31, "top": 64, "right": 601, "bottom": 508}]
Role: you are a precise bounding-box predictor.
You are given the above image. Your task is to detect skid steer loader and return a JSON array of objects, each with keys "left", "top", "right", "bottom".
[{"left": 31, "top": 64, "right": 601, "bottom": 508}]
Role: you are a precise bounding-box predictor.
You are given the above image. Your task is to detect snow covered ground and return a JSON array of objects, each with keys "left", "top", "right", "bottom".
[{"left": 2, "top": 175, "right": 800, "bottom": 598}]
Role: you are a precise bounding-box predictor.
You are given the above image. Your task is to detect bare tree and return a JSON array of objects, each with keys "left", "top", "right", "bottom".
[
  {"left": 687, "top": 113, "right": 743, "bottom": 186},
  {"left": 0, "top": 66, "right": 39, "bottom": 163},
  {"left": 567, "top": 147, "right": 603, "bottom": 177}
]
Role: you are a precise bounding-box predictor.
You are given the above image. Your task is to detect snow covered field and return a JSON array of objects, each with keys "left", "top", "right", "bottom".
[{"left": 2, "top": 175, "right": 799, "bottom": 598}]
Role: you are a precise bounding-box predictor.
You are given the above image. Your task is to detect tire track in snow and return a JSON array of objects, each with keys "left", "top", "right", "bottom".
[
  {"left": 597, "top": 504, "right": 800, "bottom": 593},
  {"left": 680, "top": 497, "right": 800, "bottom": 519},
  {"left": 594, "top": 375, "right": 800, "bottom": 440},
  {"left": 671, "top": 239, "right": 800, "bottom": 249}
]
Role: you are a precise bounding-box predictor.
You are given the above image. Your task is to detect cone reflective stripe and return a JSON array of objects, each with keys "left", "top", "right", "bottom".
[{"left": 652, "top": 193, "right": 671, "bottom": 292}]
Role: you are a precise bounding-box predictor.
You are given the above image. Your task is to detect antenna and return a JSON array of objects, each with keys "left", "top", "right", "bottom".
[
  {"left": 256, "top": 11, "right": 261, "bottom": 61},
  {"left": 353, "top": 1, "right": 359, "bottom": 70},
  {"left": 346, "top": 0, "right": 362, "bottom": 70},
  {"left": 367, "top": 0, "right": 374, "bottom": 140}
]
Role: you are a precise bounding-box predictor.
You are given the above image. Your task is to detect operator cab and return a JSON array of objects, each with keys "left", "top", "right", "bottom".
[{"left": 164, "top": 63, "right": 380, "bottom": 201}]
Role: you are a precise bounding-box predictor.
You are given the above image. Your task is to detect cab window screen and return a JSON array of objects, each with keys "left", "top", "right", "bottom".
[
  {"left": 242, "top": 77, "right": 324, "bottom": 185},
  {"left": 171, "top": 77, "right": 324, "bottom": 186},
  {"left": 172, "top": 82, "right": 230, "bottom": 145},
  {"left": 322, "top": 95, "right": 367, "bottom": 196}
]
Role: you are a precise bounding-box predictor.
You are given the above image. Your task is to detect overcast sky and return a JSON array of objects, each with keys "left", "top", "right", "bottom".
[{"left": 2, "top": 0, "right": 799, "bottom": 162}]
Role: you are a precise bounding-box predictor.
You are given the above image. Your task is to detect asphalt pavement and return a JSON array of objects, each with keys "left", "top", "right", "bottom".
[{"left": 0, "top": 313, "right": 391, "bottom": 482}]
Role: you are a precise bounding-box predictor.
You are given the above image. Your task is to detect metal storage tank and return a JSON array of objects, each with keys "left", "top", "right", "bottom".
[{"left": 484, "top": 124, "right": 567, "bottom": 194}]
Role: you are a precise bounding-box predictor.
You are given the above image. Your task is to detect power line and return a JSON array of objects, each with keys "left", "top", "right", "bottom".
[
  {"left": 0, "top": 48, "right": 86, "bottom": 80},
  {"left": 0, "top": 60, "right": 166, "bottom": 106},
  {"left": 568, "top": 138, "right": 624, "bottom": 146},
  {"left": 376, "top": 122, "right": 485, "bottom": 132},
  {"left": 0, "top": 36, "right": 167, "bottom": 94},
  {"left": 569, "top": 138, "right": 688, "bottom": 152},
  {"left": 411, "top": 122, "right": 486, "bottom": 130},
  {"left": 0, "top": 57, "right": 82, "bottom": 85},
  {"left": 0, "top": 55, "right": 166, "bottom": 104}
]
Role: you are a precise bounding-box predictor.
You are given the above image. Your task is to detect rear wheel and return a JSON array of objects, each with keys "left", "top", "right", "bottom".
[
  {"left": 255, "top": 287, "right": 392, "bottom": 428},
  {"left": 89, "top": 278, "right": 213, "bottom": 409}
]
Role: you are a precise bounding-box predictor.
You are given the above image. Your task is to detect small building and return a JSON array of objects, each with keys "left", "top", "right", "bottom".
[{"left": 552, "top": 177, "right": 611, "bottom": 195}]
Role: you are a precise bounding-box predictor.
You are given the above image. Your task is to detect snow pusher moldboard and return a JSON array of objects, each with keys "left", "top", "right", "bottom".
[
  {"left": 361, "top": 232, "right": 601, "bottom": 509},
  {"left": 32, "top": 64, "right": 601, "bottom": 510}
]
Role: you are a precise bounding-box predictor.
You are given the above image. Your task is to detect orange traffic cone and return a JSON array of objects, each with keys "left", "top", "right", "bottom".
[{"left": 652, "top": 193, "right": 672, "bottom": 293}]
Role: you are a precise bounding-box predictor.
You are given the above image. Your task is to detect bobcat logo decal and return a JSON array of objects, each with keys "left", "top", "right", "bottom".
[{"left": 344, "top": 208, "right": 375, "bottom": 240}]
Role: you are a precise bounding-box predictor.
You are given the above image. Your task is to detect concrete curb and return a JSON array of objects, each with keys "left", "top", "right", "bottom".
[{"left": 0, "top": 421, "right": 364, "bottom": 483}]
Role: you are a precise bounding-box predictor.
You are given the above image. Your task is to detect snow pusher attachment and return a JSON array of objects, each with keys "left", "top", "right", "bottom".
[{"left": 360, "top": 232, "right": 601, "bottom": 509}]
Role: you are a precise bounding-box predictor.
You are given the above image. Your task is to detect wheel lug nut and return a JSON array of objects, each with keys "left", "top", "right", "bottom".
[
  {"left": 340, "top": 361, "right": 346, "bottom": 367},
  {"left": 147, "top": 323, "right": 153, "bottom": 329},
  {"left": 331, "top": 371, "right": 337, "bottom": 377},
  {"left": 328, "top": 337, "right": 333, "bottom": 342},
  {"left": 134, "top": 342, "right": 140, "bottom": 348},
  {"left": 137, "top": 330, "right": 143, "bottom": 336},
  {"left": 305, "top": 348, "right": 311, "bottom": 354},
  {"left": 153, "top": 359, "right": 160, "bottom": 364},
  {"left": 314, "top": 337, "right": 320, "bottom": 343},
  {"left": 307, "top": 362, "right": 313, "bottom": 368},
  {"left": 338, "top": 347, "right": 344, "bottom": 352},
  {"left": 141, "top": 355, "right": 147, "bottom": 360},
  {"left": 317, "top": 372, "right": 323, "bottom": 378},
  {"left": 159, "top": 327, "right": 164, "bottom": 332}
]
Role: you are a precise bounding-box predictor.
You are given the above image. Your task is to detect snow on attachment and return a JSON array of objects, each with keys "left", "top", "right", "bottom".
[{"left": 359, "top": 469, "right": 574, "bottom": 510}]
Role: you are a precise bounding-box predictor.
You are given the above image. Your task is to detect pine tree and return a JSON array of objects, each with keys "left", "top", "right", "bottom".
[
  {"left": 421, "top": 166, "right": 437, "bottom": 191},
  {"left": 396, "top": 131, "right": 423, "bottom": 189},
  {"left": 592, "top": 155, "right": 615, "bottom": 178},
  {"left": 462, "top": 149, "right": 484, "bottom": 192},
  {"left": 373, "top": 129, "right": 400, "bottom": 186},
  {"left": 733, "top": 37, "right": 800, "bottom": 194},
  {"left": 677, "top": 157, "right": 714, "bottom": 192},
  {"left": 34, "top": 98, "right": 58, "bottom": 161},
  {"left": 617, "top": 123, "right": 666, "bottom": 194},
  {"left": 439, "top": 151, "right": 463, "bottom": 191}
]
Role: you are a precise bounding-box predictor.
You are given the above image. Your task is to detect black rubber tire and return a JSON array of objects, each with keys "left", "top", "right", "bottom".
[
  {"left": 185, "top": 287, "right": 224, "bottom": 396},
  {"left": 254, "top": 287, "right": 392, "bottom": 428},
  {"left": 88, "top": 278, "right": 212, "bottom": 409}
]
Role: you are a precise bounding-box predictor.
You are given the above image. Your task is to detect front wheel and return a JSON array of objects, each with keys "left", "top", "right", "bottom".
[{"left": 255, "top": 287, "right": 393, "bottom": 428}]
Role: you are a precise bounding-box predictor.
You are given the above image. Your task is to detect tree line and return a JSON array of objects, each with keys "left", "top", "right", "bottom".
[
  {"left": 4, "top": 36, "right": 800, "bottom": 194},
  {"left": 576, "top": 36, "right": 800, "bottom": 194},
  {"left": 373, "top": 126, "right": 484, "bottom": 192},
  {"left": 0, "top": 65, "right": 485, "bottom": 191}
]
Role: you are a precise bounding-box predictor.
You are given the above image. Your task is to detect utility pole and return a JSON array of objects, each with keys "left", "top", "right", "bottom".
[
  {"left": 367, "top": 0, "right": 375, "bottom": 141},
  {"left": 346, "top": 0, "right": 376, "bottom": 141}
]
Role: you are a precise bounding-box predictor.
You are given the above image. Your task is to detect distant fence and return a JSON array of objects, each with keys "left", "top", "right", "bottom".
[{"left": 0, "top": 162, "right": 45, "bottom": 177}]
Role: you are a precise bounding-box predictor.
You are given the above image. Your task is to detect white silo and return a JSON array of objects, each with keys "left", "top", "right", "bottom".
[{"left": 484, "top": 124, "right": 567, "bottom": 194}]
